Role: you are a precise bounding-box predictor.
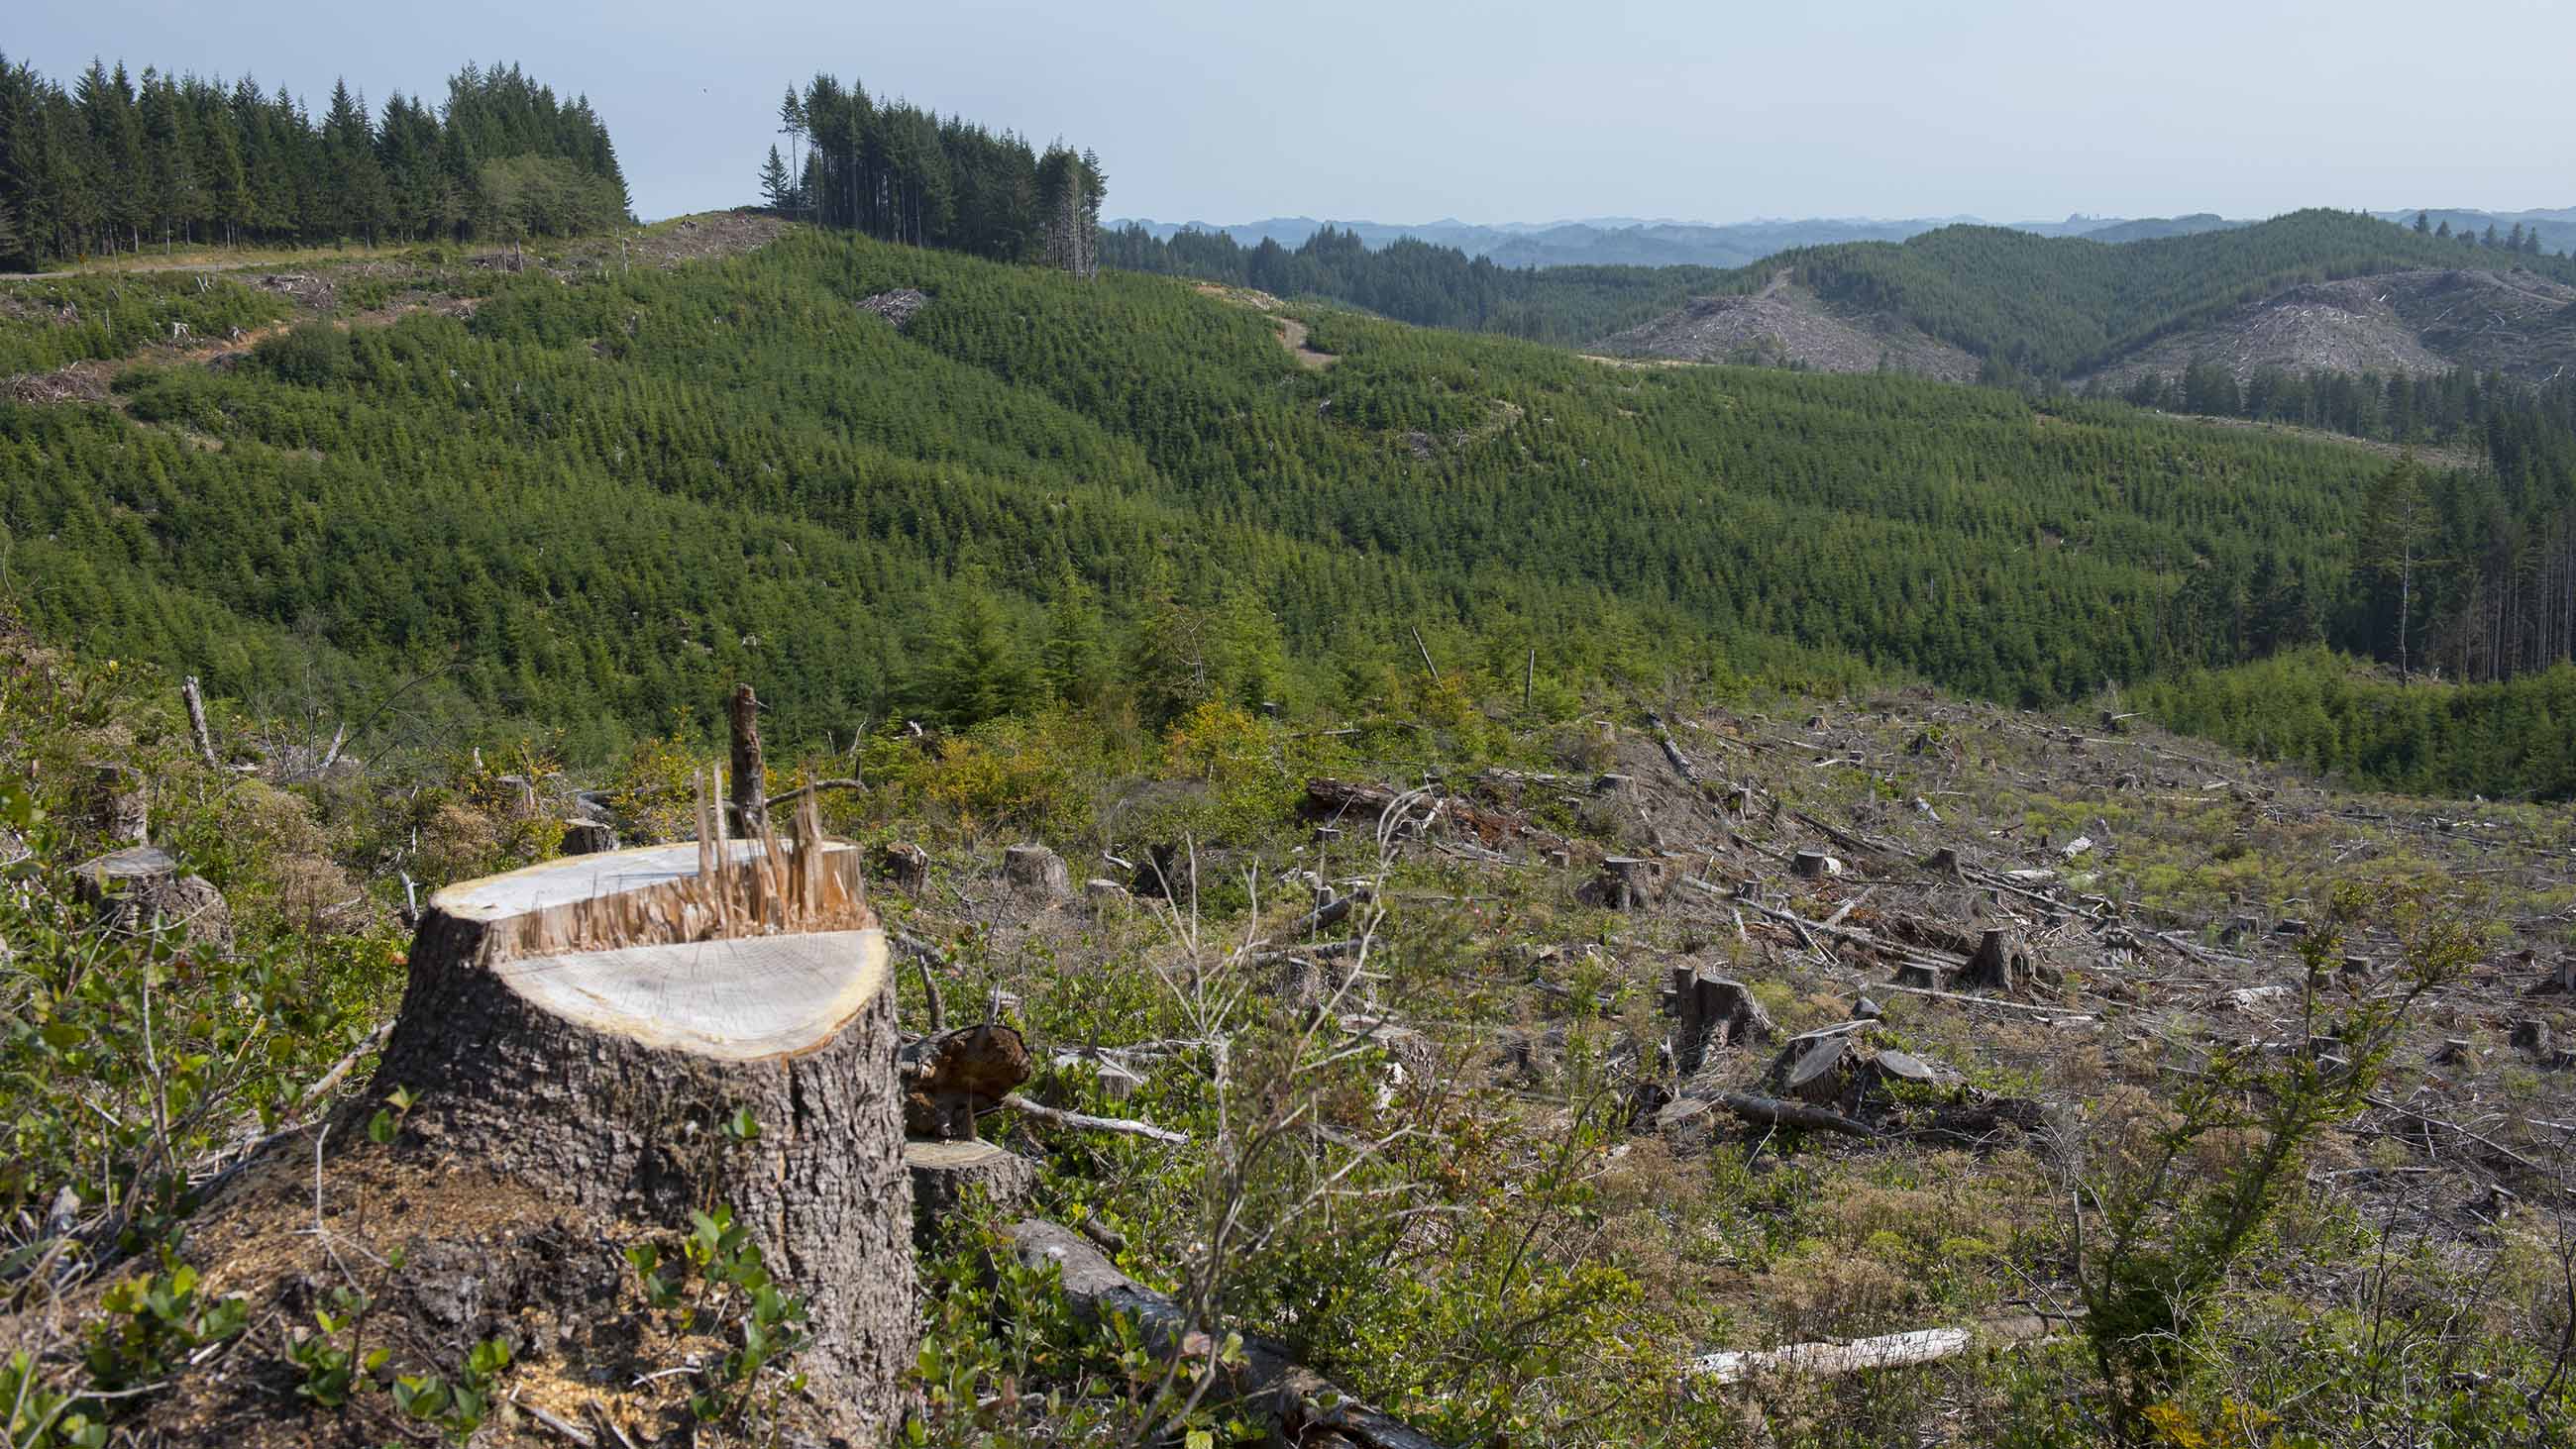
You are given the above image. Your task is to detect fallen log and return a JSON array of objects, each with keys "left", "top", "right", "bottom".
[
  {"left": 1005, "top": 1220, "right": 1444, "bottom": 1449},
  {"left": 1717, "top": 1091, "right": 1878, "bottom": 1138},
  {"left": 1688, "top": 1310, "right": 2076, "bottom": 1383}
]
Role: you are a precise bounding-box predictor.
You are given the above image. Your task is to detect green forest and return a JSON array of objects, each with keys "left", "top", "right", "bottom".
[
  {"left": 0, "top": 55, "right": 628, "bottom": 266},
  {"left": 18, "top": 222, "right": 2567, "bottom": 792},
  {"left": 761, "top": 74, "right": 1104, "bottom": 270}
]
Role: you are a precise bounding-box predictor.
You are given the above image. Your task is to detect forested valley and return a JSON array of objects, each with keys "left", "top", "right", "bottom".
[{"left": 0, "top": 55, "right": 627, "bottom": 267}]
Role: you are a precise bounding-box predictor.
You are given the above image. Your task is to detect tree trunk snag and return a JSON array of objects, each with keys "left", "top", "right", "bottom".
[
  {"left": 1005, "top": 1220, "right": 1446, "bottom": 1449},
  {"left": 727, "top": 683, "right": 767, "bottom": 837},
  {"left": 181, "top": 675, "right": 219, "bottom": 768},
  {"left": 372, "top": 797, "right": 912, "bottom": 1442}
]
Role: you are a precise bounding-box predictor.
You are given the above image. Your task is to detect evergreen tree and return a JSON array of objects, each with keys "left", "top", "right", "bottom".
[
  {"left": 759, "top": 145, "right": 792, "bottom": 212},
  {"left": 929, "top": 586, "right": 1037, "bottom": 728},
  {"left": 1040, "top": 571, "right": 1110, "bottom": 705}
]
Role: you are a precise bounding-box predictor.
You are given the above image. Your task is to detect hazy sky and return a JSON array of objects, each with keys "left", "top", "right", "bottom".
[{"left": 12, "top": 0, "right": 2572, "bottom": 226}]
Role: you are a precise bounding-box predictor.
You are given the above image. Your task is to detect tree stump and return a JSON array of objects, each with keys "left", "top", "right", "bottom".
[
  {"left": 1004, "top": 843, "right": 1072, "bottom": 897},
  {"left": 1597, "top": 856, "right": 1664, "bottom": 909},
  {"left": 74, "top": 845, "right": 233, "bottom": 952},
  {"left": 1784, "top": 1036, "right": 1851, "bottom": 1104},
  {"left": 558, "top": 820, "right": 617, "bottom": 856},
  {"left": 900, "top": 1024, "right": 1033, "bottom": 1139},
  {"left": 2511, "top": 1019, "right": 2554, "bottom": 1060},
  {"left": 88, "top": 764, "right": 149, "bottom": 844},
  {"left": 372, "top": 820, "right": 912, "bottom": 1442},
  {"left": 1960, "top": 928, "right": 2029, "bottom": 993},
  {"left": 1791, "top": 850, "right": 1842, "bottom": 880},
  {"left": 1671, "top": 966, "right": 1776, "bottom": 1076},
  {"left": 876, "top": 840, "right": 931, "bottom": 893},
  {"left": 907, "top": 1139, "right": 1039, "bottom": 1245}
]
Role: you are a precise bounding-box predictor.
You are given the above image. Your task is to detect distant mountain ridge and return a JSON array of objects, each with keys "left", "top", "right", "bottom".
[
  {"left": 1596, "top": 208, "right": 2576, "bottom": 385},
  {"left": 1107, "top": 211, "right": 2249, "bottom": 270}
]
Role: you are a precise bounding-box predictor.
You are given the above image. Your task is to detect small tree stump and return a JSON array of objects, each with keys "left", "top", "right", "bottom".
[
  {"left": 1791, "top": 850, "right": 1842, "bottom": 880},
  {"left": 374, "top": 830, "right": 911, "bottom": 1441},
  {"left": 1784, "top": 1035, "right": 1850, "bottom": 1103},
  {"left": 88, "top": 764, "right": 149, "bottom": 844},
  {"left": 1004, "top": 843, "right": 1072, "bottom": 897},
  {"left": 1131, "top": 842, "right": 1191, "bottom": 903},
  {"left": 1084, "top": 878, "right": 1131, "bottom": 906},
  {"left": 1868, "top": 1049, "right": 1941, "bottom": 1089},
  {"left": 558, "top": 820, "right": 617, "bottom": 856},
  {"left": 876, "top": 840, "right": 930, "bottom": 892},
  {"left": 1597, "top": 856, "right": 1664, "bottom": 909},
  {"left": 907, "top": 1139, "right": 1039, "bottom": 1244},
  {"left": 2511, "top": 1020, "right": 2554, "bottom": 1060},
  {"left": 74, "top": 846, "right": 233, "bottom": 952}
]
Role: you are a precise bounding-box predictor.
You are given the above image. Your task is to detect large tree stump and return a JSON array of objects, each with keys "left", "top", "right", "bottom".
[{"left": 372, "top": 817, "right": 912, "bottom": 1442}]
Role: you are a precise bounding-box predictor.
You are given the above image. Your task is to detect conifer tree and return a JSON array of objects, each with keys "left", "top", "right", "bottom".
[{"left": 759, "top": 145, "right": 793, "bottom": 213}]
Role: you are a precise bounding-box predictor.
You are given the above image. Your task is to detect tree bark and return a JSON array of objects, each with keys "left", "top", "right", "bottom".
[{"left": 372, "top": 826, "right": 912, "bottom": 1442}]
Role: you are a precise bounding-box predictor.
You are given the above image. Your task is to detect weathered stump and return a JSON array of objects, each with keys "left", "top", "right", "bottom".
[
  {"left": 1004, "top": 843, "right": 1072, "bottom": 898},
  {"left": 876, "top": 840, "right": 931, "bottom": 893},
  {"left": 1596, "top": 856, "right": 1665, "bottom": 909},
  {"left": 88, "top": 764, "right": 150, "bottom": 844},
  {"left": 557, "top": 820, "right": 617, "bottom": 856},
  {"left": 74, "top": 845, "right": 233, "bottom": 951},
  {"left": 373, "top": 828, "right": 912, "bottom": 1441},
  {"left": 900, "top": 1024, "right": 1033, "bottom": 1140},
  {"left": 1792, "top": 849, "right": 1842, "bottom": 880},
  {"left": 1784, "top": 1035, "right": 1851, "bottom": 1104},
  {"left": 1960, "top": 928, "right": 2029, "bottom": 993},
  {"left": 1671, "top": 966, "right": 1776, "bottom": 1076}
]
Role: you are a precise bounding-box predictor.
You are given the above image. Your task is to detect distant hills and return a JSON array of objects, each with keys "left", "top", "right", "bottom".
[
  {"left": 1107, "top": 212, "right": 2252, "bottom": 270},
  {"left": 1594, "top": 209, "right": 2576, "bottom": 385},
  {"left": 1113, "top": 207, "right": 2576, "bottom": 276}
]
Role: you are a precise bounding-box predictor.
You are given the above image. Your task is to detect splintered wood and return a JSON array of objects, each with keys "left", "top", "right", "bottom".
[{"left": 439, "top": 779, "right": 870, "bottom": 968}]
